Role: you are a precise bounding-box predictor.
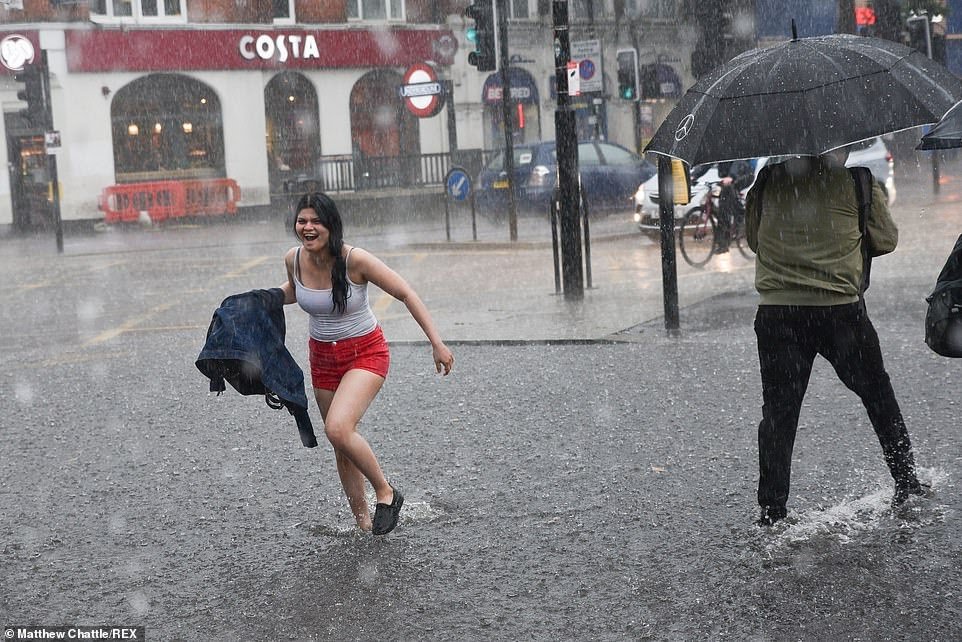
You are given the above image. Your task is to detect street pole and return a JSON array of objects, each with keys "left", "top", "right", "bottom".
[
  {"left": 41, "top": 51, "right": 63, "bottom": 254},
  {"left": 925, "top": 19, "right": 940, "bottom": 195},
  {"left": 553, "top": 0, "right": 583, "bottom": 300},
  {"left": 496, "top": 0, "right": 518, "bottom": 241},
  {"left": 444, "top": 79, "right": 458, "bottom": 153},
  {"left": 658, "top": 155, "right": 680, "bottom": 335},
  {"left": 910, "top": 14, "right": 939, "bottom": 195}
]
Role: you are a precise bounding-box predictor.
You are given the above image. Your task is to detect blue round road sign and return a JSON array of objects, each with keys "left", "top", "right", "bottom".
[{"left": 445, "top": 167, "right": 471, "bottom": 201}]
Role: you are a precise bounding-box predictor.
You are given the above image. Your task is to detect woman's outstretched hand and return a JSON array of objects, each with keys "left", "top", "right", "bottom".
[{"left": 433, "top": 343, "right": 454, "bottom": 375}]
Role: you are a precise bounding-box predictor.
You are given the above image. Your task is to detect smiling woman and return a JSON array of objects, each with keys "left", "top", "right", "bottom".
[{"left": 279, "top": 191, "right": 454, "bottom": 536}]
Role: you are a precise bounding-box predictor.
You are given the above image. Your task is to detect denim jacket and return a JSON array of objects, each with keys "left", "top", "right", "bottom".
[{"left": 196, "top": 287, "right": 317, "bottom": 448}]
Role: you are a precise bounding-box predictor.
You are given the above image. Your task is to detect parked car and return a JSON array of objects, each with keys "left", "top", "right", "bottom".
[
  {"left": 633, "top": 137, "right": 896, "bottom": 235},
  {"left": 846, "top": 136, "right": 897, "bottom": 205},
  {"left": 476, "top": 140, "right": 656, "bottom": 218}
]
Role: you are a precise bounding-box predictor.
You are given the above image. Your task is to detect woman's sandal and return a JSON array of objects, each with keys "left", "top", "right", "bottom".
[{"left": 372, "top": 485, "right": 404, "bottom": 535}]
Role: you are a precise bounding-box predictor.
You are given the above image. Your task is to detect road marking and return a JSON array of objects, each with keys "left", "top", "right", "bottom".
[
  {"left": 373, "top": 292, "right": 394, "bottom": 315},
  {"left": 17, "top": 281, "right": 53, "bottom": 291},
  {"left": 222, "top": 256, "right": 269, "bottom": 278},
  {"left": 371, "top": 253, "right": 427, "bottom": 315},
  {"left": 86, "top": 259, "right": 128, "bottom": 272},
  {"left": 83, "top": 302, "right": 174, "bottom": 346},
  {"left": 123, "top": 324, "right": 207, "bottom": 333}
]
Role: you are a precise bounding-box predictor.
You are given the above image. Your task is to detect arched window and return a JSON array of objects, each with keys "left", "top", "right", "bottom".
[
  {"left": 350, "top": 69, "right": 418, "bottom": 159},
  {"left": 349, "top": 70, "right": 420, "bottom": 188},
  {"left": 111, "top": 74, "right": 225, "bottom": 183},
  {"left": 264, "top": 72, "right": 320, "bottom": 176}
]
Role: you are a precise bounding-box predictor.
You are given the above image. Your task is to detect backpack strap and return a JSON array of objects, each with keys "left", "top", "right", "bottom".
[
  {"left": 746, "top": 165, "right": 771, "bottom": 222},
  {"left": 849, "top": 166, "right": 874, "bottom": 296}
]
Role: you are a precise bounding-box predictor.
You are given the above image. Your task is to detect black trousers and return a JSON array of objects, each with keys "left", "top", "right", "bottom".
[
  {"left": 715, "top": 185, "right": 740, "bottom": 247},
  {"left": 754, "top": 302, "right": 917, "bottom": 511}
]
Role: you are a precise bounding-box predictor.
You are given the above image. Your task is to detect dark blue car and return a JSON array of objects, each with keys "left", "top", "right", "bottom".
[{"left": 474, "top": 140, "right": 656, "bottom": 218}]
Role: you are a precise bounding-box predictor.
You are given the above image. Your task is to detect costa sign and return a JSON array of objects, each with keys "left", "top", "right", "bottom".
[
  {"left": 64, "top": 29, "right": 457, "bottom": 72},
  {"left": 400, "top": 63, "right": 445, "bottom": 118},
  {"left": 239, "top": 34, "right": 320, "bottom": 62}
]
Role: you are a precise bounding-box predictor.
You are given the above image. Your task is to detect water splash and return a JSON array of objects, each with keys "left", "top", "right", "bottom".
[{"left": 765, "top": 467, "right": 947, "bottom": 548}]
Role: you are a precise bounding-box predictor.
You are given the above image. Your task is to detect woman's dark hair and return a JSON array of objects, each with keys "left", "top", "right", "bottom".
[{"left": 294, "top": 192, "right": 348, "bottom": 314}]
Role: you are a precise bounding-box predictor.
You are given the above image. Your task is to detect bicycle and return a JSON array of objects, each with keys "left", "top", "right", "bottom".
[{"left": 678, "top": 180, "right": 754, "bottom": 267}]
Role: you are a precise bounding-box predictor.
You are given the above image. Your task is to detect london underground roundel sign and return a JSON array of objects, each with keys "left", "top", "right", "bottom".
[{"left": 400, "top": 63, "right": 445, "bottom": 118}]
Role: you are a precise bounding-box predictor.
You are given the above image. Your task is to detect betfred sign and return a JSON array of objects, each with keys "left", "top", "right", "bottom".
[{"left": 484, "top": 86, "right": 533, "bottom": 102}]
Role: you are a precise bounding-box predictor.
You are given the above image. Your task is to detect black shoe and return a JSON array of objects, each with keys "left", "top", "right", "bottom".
[
  {"left": 892, "top": 480, "right": 931, "bottom": 507},
  {"left": 372, "top": 485, "right": 404, "bottom": 535},
  {"left": 756, "top": 506, "right": 787, "bottom": 527}
]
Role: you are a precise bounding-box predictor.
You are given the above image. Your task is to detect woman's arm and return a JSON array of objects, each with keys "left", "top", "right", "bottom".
[
  {"left": 279, "top": 248, "right": 297, "bottom": 305},
  {"left": 353, "top": 248, "right": 454, "bottom": 374}
]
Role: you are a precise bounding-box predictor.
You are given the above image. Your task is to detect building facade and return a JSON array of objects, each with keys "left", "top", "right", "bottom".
[{"left": 0, "top": 0, "right": 699, "bottom": 231}]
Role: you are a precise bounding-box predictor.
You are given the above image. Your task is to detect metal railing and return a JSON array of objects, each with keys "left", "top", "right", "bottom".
[{"left": 282, "top": 149, "right": 492, "bottom": 195}]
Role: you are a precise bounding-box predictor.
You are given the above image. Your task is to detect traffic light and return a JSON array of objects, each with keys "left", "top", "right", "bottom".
[
  {"left": 14, "top": 63, "right": 46, "bottom": 127},
  {"left": 616, "top": 48, "right": 639, "bottom": 101},
  {"left": 465, "top": 0, "right": 496, "bottom": 72},
  {"left": 640, "top": 64, "right": 659, "bottom": 101},
  {"left": 906, "top": 14, "right": 932, "bottom": 57}
]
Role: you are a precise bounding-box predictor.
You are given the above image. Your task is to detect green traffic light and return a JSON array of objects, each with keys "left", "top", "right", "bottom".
[
  {"left": 621, "top": 87, "right": 635, "bottom": 100},
  {"left": 466, "top": 26, "right": 478, "bottom": 43}
]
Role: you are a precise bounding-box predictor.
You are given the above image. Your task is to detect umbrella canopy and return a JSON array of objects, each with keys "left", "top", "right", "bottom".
[
  {"left": 645, "top": 31, "right": 962, "bottom": 166},
  {"left": 918, "top": 99, "right": 962, "bottom": 150}
]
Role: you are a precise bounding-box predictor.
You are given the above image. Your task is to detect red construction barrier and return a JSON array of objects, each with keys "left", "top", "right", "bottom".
[{"left": 100, "top": 178, "right": 241, "bottom": 223}]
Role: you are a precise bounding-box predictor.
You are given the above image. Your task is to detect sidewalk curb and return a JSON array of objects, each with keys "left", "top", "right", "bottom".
[{"left": 405, "top": 230, "right": 644, "bottom": 252}]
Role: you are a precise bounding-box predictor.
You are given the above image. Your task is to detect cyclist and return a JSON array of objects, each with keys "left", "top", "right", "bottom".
[{"left": 714, "top": 159, "right": 755, "bottom": 253}]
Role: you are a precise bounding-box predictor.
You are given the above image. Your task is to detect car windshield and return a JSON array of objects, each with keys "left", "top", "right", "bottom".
[{"left": 486, "top": 147, "right": 539, "bottom": 171}]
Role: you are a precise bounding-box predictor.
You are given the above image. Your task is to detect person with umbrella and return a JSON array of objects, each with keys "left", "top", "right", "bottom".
[
  {"left": 744, "top": 151, "right": 928, "bottom": 525},
  {"left": 644, "top": 26, "right": 961, "bottom": 526}
]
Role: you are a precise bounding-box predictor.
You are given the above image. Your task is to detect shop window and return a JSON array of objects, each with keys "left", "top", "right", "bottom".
[
  {"left": 90, "top": 0, "right": 184, "bottom": 22},
  {"left": 264, "top": 72, "right": 320, "bottom": 177},
  {"left": 111, "top": 74, "right": 225, "bottom": 183},
  {"left": 346, "top": 0, "right": 405, "bottom": 21}
]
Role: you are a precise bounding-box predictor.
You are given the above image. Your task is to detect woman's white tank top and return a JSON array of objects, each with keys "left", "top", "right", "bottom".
[{"left": 293, "top": 247, "right": 378, "bottom": 342}]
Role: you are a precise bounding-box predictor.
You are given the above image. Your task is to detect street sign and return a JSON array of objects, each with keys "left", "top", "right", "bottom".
[
  {"left": 570, "top": 39, "right": 603, "bottom": 93},
  {"left": 44, "top": 130, "right": 61, "bottom": 154},
  {"left": 400, "top": 62, "right": 445, "bottom": 118},
  {"left": 445, "top": 167, "right": 471, "bottom": 201},
  {"left": 567, "top": 61, "right": 581, "bottom": 96}
]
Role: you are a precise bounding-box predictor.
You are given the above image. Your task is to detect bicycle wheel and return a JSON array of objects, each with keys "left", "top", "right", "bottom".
[
  {"left": 734, "top": 217, "right": 755, "bottom": 259},
  {"left": 679, "top": 207, "right": 716, "bottom": 267}
]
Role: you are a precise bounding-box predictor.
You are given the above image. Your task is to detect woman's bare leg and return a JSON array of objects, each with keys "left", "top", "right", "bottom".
[
  {"left": 314, "top": 369, "right": 393, "bottom": 528},
  {"left": 315, "top": 386, "right": 375, "bottom": 530}
]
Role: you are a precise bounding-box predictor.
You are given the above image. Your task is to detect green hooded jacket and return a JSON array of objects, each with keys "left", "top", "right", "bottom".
[{"left": 745, "top": 156, "right": 898, "bottom": 306}]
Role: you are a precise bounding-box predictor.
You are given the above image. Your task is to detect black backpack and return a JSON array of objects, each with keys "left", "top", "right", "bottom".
[{"left": 925, "top": 234, "right": 962, "bottom": 358}]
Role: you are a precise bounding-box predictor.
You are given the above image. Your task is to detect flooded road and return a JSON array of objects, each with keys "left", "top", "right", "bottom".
[{"left": 1, "top": 157, "right": 960, "bottom": 639}]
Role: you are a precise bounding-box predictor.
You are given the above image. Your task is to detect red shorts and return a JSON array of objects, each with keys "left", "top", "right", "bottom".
[{"left": 308, "top": 326, "right": 390, "bottom": 391}]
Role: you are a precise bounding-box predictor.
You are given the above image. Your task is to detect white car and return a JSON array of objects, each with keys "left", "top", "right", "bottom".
[
  {"left": 632, "top": 159, "right": 769, "bottom": 236},
  {"left": 633, "top": 138, "right": 896, "bottom": 235},
  {"left": 846, "top": 136, "right": 897, "bottom": 205}
]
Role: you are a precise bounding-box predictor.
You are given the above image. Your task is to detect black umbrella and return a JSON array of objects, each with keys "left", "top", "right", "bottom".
[
  {"left": 645, "top": 27, "right": 962, "bottom": 166},
  {"left": 917, "top": 99, "right": 962, "bottom": 150}
]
